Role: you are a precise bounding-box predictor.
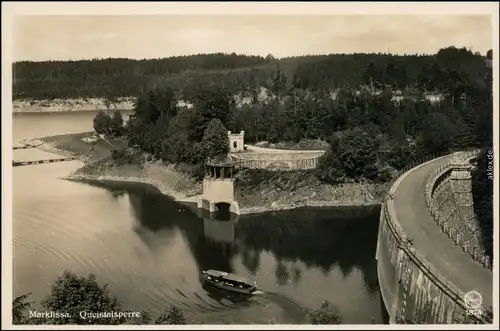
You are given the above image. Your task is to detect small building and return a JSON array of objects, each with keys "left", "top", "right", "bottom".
[
  {"left": 228, "top": 130, "right": 245, "bottom": 153},
  {"left": 197, "top": 155, "right": 240, "bottom": 216}
]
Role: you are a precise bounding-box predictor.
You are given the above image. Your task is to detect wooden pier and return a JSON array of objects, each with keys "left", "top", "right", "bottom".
[
  {"left": 13, "top": 143, "right": 44, "bottom": 150},
  {"left": 14, "top": 145, "right": 37, "bottom": 150},
  {"left": 13, "top": 157, "right": 78, "bottom": 167}
]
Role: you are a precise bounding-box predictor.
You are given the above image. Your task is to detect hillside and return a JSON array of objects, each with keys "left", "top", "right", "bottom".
[{"left": 12, "top": 48, "right": 491, "bottom": 101}]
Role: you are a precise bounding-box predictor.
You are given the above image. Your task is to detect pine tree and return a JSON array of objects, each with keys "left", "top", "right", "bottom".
[{"left": 199, "top": 119, "right": 230, "bottom": 161}]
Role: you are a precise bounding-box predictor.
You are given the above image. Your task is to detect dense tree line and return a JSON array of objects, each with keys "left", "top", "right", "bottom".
[
  {"left": 121, "top": 84, "right": 235, "bottom": 177},
  {"left": 116, "top": 47, "right": 491, "bottom": 181},
  {"left": 13, "top": 47, "right": 490, "bottom": 101},
  {"left": 93, "top": 109, "right": 125, "bottom": 136}
]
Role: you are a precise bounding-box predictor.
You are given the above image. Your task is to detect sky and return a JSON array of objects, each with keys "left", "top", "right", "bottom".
[{"left": 6, "top": 4, "right": 497, "bottom": 62}]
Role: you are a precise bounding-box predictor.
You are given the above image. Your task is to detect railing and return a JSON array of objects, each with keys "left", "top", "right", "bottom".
[
  {"left": 229, "top": 155, "right": 321, "bottom": 170},
  {"left": 205, "top": 153, "right": 322, "bottom": 170},
  {"left": 424, "top": 149, "right": 491, "bottom": 269},
  {"left": 13, "top": 157, "right": 78, "bottom": 167},
  {"left": 382, "top": 149, "right": 493, "bottom": 324}
]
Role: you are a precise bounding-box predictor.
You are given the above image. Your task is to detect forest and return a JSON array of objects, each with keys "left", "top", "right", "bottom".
[
  {"left": 15, "top": 46, "right": 494, "bottom": 260},
  {"left": 103, "top": 47, "right": 492, "bottom": 168},
  {"left": 13, "top": 47, "right": 491, "bottom": 100}
]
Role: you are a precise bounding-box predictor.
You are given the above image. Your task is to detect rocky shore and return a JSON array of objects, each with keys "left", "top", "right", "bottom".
[
  {"left": 12, "top": 97, "right": 196, "bottom": 113},
  {"left": 36, "top": 131, "right": 385, "bottom": 215},
  {"left": 13, "top": 97, "right": 135, "bottom": 113}
]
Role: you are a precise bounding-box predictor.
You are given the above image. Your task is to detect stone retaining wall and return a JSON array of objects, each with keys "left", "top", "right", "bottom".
[
  {"left": 233, "top": 151, "right": 325, "bottom": 161},
  {"left": 231, "top": 155, "right": 320, "bottom": 170},
  {"left": 424, "top": 149, "right": 491, "bottom": 269}
]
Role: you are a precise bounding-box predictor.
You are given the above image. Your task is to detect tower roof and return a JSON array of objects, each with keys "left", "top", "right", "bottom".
[{"left": 205, "top": 154, "right": 235, "bottom": 167}]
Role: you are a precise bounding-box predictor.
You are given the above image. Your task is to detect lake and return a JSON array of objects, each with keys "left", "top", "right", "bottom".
[{"left": 12, "top": 111, "right": 385, "bottom": 324}]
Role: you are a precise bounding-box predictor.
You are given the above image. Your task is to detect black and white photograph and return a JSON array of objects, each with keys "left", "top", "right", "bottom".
[{"left": 2, "top": 2, "right": 498, "bottom": 328}]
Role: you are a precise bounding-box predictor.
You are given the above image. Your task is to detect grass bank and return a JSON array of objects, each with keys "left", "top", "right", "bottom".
[{"left": 38, "top": 132, "right": 386, "bottom": 214}]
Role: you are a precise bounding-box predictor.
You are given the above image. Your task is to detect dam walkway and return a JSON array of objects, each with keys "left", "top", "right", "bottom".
[{"left": 391, "top": 153, "right": 493, "bottom": 308}]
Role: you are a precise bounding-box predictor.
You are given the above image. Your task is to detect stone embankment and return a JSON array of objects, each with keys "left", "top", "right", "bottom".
[{"left": 424, "top": 150, "right": 491, "bottom": 269}]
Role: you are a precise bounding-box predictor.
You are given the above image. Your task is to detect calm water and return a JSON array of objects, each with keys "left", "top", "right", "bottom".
[{"left": 12, "top": 112, "right": 385, "bottom": 324}]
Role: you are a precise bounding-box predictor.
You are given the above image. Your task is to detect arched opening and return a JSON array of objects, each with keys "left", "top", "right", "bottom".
[
  {"left": 233, "top": 141, "right": 238, "bottom": 149},
  {"left": 215, "top": 202, "right": 231, "bottom": 221}
]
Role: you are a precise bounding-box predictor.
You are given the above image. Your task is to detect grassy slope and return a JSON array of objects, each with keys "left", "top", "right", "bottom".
[{"left": 40, "top": 132, "right": 127, "bottom": 161}]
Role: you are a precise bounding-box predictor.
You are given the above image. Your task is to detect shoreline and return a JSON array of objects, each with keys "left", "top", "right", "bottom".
[
  {"left": 12, "top": 97, "right": 196, "bottom": 113},
  {"left": 61, "top": 174, "right": 381, "bottom": 216},
  {"left": 30, "top": 132, "right": 385, "bottom": 215},
  {"left": 13, "top": 97, "right": 135, "bottom": 113}
]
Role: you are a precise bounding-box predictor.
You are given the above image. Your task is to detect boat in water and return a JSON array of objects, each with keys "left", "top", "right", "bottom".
[{"left": 200, "top": 269, "right": 257, "bottom": 295}]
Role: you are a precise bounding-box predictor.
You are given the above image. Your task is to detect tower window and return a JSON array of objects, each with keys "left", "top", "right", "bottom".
[{"left": 233, "top": 141, "right": 237, "bottom": 148}]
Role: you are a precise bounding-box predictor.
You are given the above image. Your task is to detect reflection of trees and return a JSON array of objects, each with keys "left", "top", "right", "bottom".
[
  {"left": 275, "top": 260, "right": 290, "bottom": 286},
  {"left": 291, "top": 267, "right": 302, "bottom": 285},
  {"left": 240, "top": 248, "right": 260, "bottom": 276},
  {"left": 98, "top": 182, "right": 380, "bottom": 295},
  {"left": 236, "top": 206, "right": 381, "bottom": 294}
]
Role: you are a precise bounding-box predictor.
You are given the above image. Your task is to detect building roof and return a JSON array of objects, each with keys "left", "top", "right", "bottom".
[{"left": 205, "top": 154, "right": 235, "bottom": 167}]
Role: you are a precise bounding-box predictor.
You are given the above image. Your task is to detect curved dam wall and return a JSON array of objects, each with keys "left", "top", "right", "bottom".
[
  {"left": 376, "top": 151, "right": 493, "bottom": 324},
  {"left": 230, "top": 150, "right": 325, "bottom": 170}
]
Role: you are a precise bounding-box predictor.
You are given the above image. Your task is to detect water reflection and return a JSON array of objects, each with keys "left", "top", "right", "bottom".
[
  {"left": 81, "top": 181, "right": 382, "bottom": 322},
  {"left": 236, "top": 208, "right": 381, "bottom": 294},
  {"left": 109, "top": 182, "right": 380, "bottom": 294},
  {"left": 202, "top": 213, "right": 236, "bottom": 246}
]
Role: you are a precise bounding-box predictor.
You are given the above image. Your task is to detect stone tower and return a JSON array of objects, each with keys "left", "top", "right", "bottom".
[
  {"left": 228, "top": 130, "right": 245, "bottom": 153},
  {"left": 197, "top": 156, "right": 240, "bottom": 216}
]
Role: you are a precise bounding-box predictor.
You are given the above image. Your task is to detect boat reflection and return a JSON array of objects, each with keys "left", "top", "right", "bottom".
[{"left": 201, "top": 281, "right": 253, "bottom": 305}]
